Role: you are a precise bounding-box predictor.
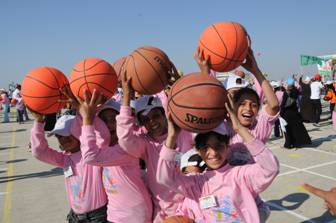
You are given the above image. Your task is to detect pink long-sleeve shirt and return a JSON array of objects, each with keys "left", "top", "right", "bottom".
[
  {"left": 116, "top": 106, "right": 193, "bottom": 222},
  {"left": 157, "top": 139, "right": 279, "bottom": 223},
  {"left": 30, "top": 122, "right": 107, "bottom": 214},
  {"left": 80, "top": 125, "right": 153, "bottom": 223}
]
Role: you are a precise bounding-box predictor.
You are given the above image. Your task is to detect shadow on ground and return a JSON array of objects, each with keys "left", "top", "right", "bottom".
[
  {"left": 0, "top": 167, "right": 63, "bottom": 183},
  {"left": 0, "top": 146, "right": 18, "bottom": 151},
  {"left": 6, "top": 158, "right": 27, "bottom": 164},
  {"left": 266, "top": 193, "right": 309, "bottom": 211},
  {"left": 0, "top": 128, "right": 26, "bottom": 134}
]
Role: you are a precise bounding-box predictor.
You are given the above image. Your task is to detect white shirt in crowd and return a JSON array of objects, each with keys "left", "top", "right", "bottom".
[
  {"left": 12, "top": 89, "right": 21, "bottom": 100},
  {"left": 310, "top": 81, "right": 324, "bottom": 100}
]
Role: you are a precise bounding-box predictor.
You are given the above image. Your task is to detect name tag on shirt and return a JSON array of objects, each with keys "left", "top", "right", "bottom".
[
  {"left": 199, "top": 195, "right": 217, "bottom": 209},
  {"left": 63, "top": 166, "right": 73, "bottom": 178}
]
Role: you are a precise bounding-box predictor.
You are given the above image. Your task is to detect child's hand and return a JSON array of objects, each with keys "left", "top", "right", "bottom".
[
  {"left": 194, "top": 47, "right": 210, "bottom": 75},
  {"left": 60, "top": 84, "right": 80, "bottom": 109},
  {"left": 242, "top": 48, "right": 261, "bottom": 76},
  {"left": 121, "top": 67, "right": 135, "bottom": 106},
  {"left": 27, "top": 107, "right": 44, "bottom": 123},
  {"left": 224, "top": 94, "right": 241, "bottom": 132},
  {"left": 167, "top": 61, "right": 181, "bottom": 86},
  {"left": 77, "top": 89, "right": 104, "bottom": 125},
  {"left": 165, "top": 111, "right": 180, "bottom": 149}
]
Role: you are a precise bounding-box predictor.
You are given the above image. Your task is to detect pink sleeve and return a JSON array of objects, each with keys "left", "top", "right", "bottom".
[
  {"left": 80, "top": 125, "right": 136, "bottom": 166},
  {"left": 156, "top": 90, "right": 168, "bottom": 112},
  {"left": 251, "top": 75, "right": 264, "bottom": 100},
  {"left": 116, "top": 106, "right": 147, "bottom": 159},
  {"left": 255, "top": 106, "right": 279, "bottom": 143},
  {"left": 30, "top": 122, "right": 66, "bottom": 168},
  {"left": 156, "top": 145, "right": 204, "bottom": 199},
  {"left": 236, "top": 139, "right": 279, "bottom": 194}
]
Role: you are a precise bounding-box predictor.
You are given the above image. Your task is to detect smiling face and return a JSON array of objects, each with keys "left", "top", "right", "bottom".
[
  {"left": 99, "top": 109, "right": 118, "bottom": 146},
  {"left": 196, "top": 132, "right": 229, "bottom": 170},
  {"left": 55, "top": 134, "right": 80, "bottom": 153},
  {"left": 235, "top": 93, "right": 260, "bottom": 128},
  {"left": 139, "top": 108, "right": 167, "bottom": 138}
]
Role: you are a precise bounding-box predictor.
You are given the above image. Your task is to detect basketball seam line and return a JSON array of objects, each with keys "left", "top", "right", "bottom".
[
  {"left": 233, "top": 23, "right": 249, "bottom": 63},
  {"left": 69, "top": 73, "right": 116, "bottom": 85},
  {"left": 46, "top": 67, "right": 63, "bottom": 105},
  {"left": 21, "top": 93, "right": 60, "bottom": 98},
  {"left": 73, "top": 60, "right": 105, "bottom": 72},
  {"left": 199, "top": 41, "right": 243, "bottom": 63},
  {"left": 139, "top": 47, "right": 170, "bottom": 60},
  {"left": 38, "top": 100, "right": 59, "bottom": 113},
  {"left": 134, "top": 49, "right": 166, "bottom": 88},
  {"left": 212, "top": 24, "right": 231, "bottom": 71},
  {"left": 83, "top": 59, "right": 91, "bottom": 97},
  {"left": 25, "top": 75, "right": 60, "bottom": 90},
  {"left": 114, "top": 58, "right": 127, "bottom": 77},
  {"left": 130, "top": 55, "right": 151, "bottom": 95}
]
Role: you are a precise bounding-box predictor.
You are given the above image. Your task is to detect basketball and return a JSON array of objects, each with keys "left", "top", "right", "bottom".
[
  {"left": 168, "top": 72, "right": 228, "bottom": 133},
  {"left": 163, "top": 216, "right": 195, "bottom": 223},
  {"left": 198, "top": 22, "right": 249, "bottom": 72},
  {"left": 112, "top": 56, "right": 127, "bottom": 81},
  {"left": 21, "top": 67, "right": 68, "bottom": 114},
  {"left": 69, "top": 58, "right": 118, "bottom": 100},
  {"left": 124, "top": 46, "right": 172, "bottom": 95}
]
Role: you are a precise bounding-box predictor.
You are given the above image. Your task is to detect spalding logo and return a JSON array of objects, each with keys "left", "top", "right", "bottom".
[{"left": 185, "top": 113, "right": 222, "bottom": 125}]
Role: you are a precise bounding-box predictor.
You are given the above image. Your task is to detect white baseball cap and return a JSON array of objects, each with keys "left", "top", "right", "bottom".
[
  {"left": 223, "top": 75, "right": 248, "bottom": 90},
  {"left": 180, "top": 149, "right": 206, "bottom": 171},
  {"left": 326, "top": 80, "right": 333, "bottom": 85},
  {"left": 98, "top": 99, "right": 121, "bottom": 114},
  {"left": 304, "top": 76, "right": 311, "bottom": 82},
  {"left": 211, "top": 122, "right": 229, "bottom": 136},
  {"left": 135, "top": 95, "right": 163, "bottom": 116},
  {"left": 48, "top": 115, "right": 76, "bottom": 137},
  {"left": 270, "top": 81, "right": 281, "bottom": 88}
]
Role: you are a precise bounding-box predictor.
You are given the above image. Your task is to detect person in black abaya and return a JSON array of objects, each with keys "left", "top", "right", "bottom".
[
  {"left": 281, "top": 78, "right": 311, "bottom": 149},
  {"left": 299, "top": 76, "right": 313, "bottom": 123}
]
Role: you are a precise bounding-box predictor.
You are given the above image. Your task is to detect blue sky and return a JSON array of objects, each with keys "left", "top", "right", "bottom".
[{"left": 1, "top": 0, "right": 335, "bottom": 88}]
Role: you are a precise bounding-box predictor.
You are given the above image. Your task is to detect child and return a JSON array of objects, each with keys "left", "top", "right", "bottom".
[
  {"left": 157, "top": 97, "right": 279, "bottom": 223},
  {"left": 116, "top": 72, "right": 193, "bottom": 222},
  {"left": 30, "top": 113, "right": 108, "bottom": 223},
  {"left": 76, "top": 90, "right": 153, "bottom": 223},
  {"left": 16, "top": 96, "right": 25, "bottom": 124}
]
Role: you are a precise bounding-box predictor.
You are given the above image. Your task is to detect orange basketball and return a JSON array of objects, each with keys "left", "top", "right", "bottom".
[
  {"left": 112, "top": 56, "right": 127, "bottom": 81},
  {"left": 124, "top": 46, "right": 172, "bottom": 95},
  {"left": 198, "top": 22, "right": 249, "bottom": 72},
  {"left": 168, "top": 72, "right": 228, "bottom": 133},
  {"left": 21, "top": 67, "right": 68, "bottom": 114},
  {"left": 69, "top": 58, "right": 117, "bottom": 100},
  {"left": 163, "top": 215, "right": 195, "bottom": 223}
]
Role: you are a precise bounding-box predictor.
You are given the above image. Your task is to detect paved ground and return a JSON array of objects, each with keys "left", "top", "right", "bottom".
[{"left": 0, "top": 103, "right": 335, "bottom": 223}]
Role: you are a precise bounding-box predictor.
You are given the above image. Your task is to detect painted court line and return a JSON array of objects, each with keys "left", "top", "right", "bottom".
[
  {"left": 280, "top": 163, "right": 336, "bottom": 181},
  {"left": 266, "top": 201, "right": 317, "bottom": 223},
  {"left": 299, "top": 147, "right": 336, "bottom": 156},
  {"left": 1, "top": 126, "right": 16, "bottom": 223},
  {"left": 278, "top": 160, "right": 336, "bottom": 177}
]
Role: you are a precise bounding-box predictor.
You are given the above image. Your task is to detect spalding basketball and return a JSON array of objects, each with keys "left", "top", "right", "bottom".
[
  {"left": 163, "top": 215, "right": 195, "bottom": 223},
  {"left": 112, "top": 56, "right": 127, "bottom": 81},
  {"left": 21, "top": 67, "right": 68, "bottom": 114},
  {"left": 69, "top": 58, "right": 117, "bottom": 100},
  {"left": 198, "top": 22, "right": 249, "bottom": 72},
  {"left": 168, "top": 72, "right": 228, "bottom": 133},
  {"left": 124, "top": 46, "right": 172, "bottom": 95}
]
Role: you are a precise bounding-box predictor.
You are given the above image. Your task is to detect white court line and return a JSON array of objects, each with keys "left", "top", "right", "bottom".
[
  {"left": 0, "top": 192, "right": 8, "bottom": 196},
  {"left": 280, "top": 163, "right": 336, "bottom": 181},
  {"left": 266, "top": 201, "right": 317, "bottom": 223},
  {"left": 299, "top": 147, "right": 336, "bottom": 156},
  {"left": 278, "top": 161, "right": 336, "bottom": 177}
]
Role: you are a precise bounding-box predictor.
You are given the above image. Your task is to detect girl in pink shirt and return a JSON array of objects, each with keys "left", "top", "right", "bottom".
[
  {"left": 76, "top": 90, "right": 153, "bottom": 223},
  {"left": 157, "top": 98, "right": 279, "bottom": 223},
  {"left": 30, "top": 113, "right": 107, "bottom": 223},
  {"left": 116, "top": 73, "right": 193, "bottom": 222}
]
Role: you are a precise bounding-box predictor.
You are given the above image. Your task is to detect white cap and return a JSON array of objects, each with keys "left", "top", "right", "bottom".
[
  {"left": 180, "top": 149, "right": 206, "bottom": 171},
  {"left": 135, "top": 95, "right": 163, "bottom": 116},
  {"left": 270, "top": 81, "right": 280, "bottom": 88},
  {"left": 223, "top": 75, "right": 248, "bottom": 90},
  {"left": 98, "top": 99, "right": 121, "bottom": 114},
  {"left": 326, "top": 80, "right": 333, "bottom": 85},
  {"left": 48, "top": 115, "right": 76, "bottom": 137},
  {"left": 304, "top": 76, "right": 311, "bottom": 82},
  {"left": 212, "top": 122, "right": 229, "bottom": 136}
]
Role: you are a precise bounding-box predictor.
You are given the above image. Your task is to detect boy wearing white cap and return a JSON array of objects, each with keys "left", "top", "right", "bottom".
[{"left": 30, "top": 113, "right": 108, "bottom": 223}]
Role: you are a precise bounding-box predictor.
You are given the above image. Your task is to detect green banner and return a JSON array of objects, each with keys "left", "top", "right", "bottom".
[{"left": 300, "top": 55, "right": 324, "bottom": 66}]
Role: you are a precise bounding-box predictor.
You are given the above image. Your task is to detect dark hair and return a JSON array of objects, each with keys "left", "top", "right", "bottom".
[
  {"left": 181, "top": 153, "right": 207, "bottom": 173},
  {"left": 233, "top": 87, "right": 260, "bottom": 108},
  {"left": 326, "top": 84, "right": 336, "bottom": 94},
  {"left": 194, "top": 132, "right": 229, "bottom": 150},
  {"left": 137, "top": 107, "right": 165, "bottom": 125}
]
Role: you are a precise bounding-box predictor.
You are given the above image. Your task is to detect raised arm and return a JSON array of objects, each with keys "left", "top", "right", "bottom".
[
  {"left": 30, "top": 121, "right": 66, "bottom": 168},
  {"left": 243, "top": 48, "right": 279, "bottom": 116}
]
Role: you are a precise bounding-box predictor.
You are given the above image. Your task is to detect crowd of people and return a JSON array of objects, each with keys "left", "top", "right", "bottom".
[{"left": 0, "top": 48, "right": 335, "bottom": 222}]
